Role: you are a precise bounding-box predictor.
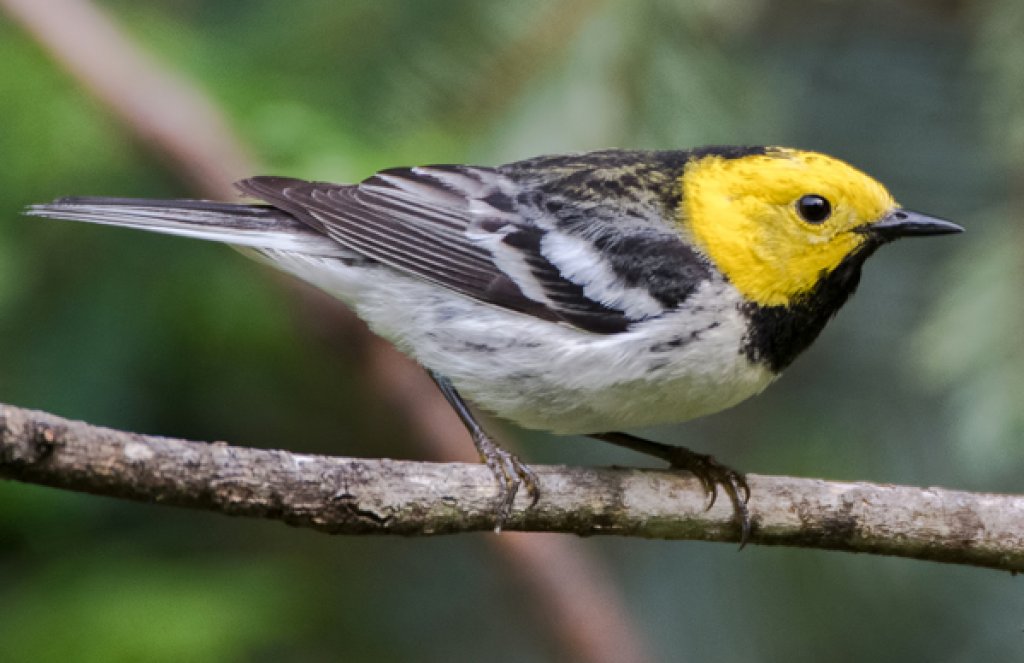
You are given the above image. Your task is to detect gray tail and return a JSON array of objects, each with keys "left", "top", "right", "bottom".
[{"left": 26, "top": 197, "right": 341, "bottom": 256}]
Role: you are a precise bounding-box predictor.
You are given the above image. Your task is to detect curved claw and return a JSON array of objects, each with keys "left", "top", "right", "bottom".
[
  {"left": 518, "top": 461, "right": 542, "bottom": 508},
  {"left": 691, "top": 470, "right": 716, "bottom": 509},
  {"left": 666, "top": 449, "right": 752, "bottom": 547},
  {"left": 717, "top": 470, "right": 751, "bottom": 548}
]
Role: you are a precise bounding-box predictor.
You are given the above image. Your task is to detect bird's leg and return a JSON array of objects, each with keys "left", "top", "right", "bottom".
[
  {"left": 429, "top": 371, "right": 540, "bottom": 531},
  {"left": 589, "top": 431, "right": 751, "bottom": 546}
]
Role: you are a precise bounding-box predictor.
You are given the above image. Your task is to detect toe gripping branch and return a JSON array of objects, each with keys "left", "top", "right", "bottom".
[
  {"left": 590, "top": 432, "right": 752, "bottom": 547},
  {"left": 429, "top": 371, "right": 540, "bottom": 532},
  {"left": 427, "top": 372, "right": 749, "bottom": 542}
]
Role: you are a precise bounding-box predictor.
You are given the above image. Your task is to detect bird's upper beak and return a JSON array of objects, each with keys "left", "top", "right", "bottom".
[{"left": 859, "top": 208, "right": 964, "bottom": 242}]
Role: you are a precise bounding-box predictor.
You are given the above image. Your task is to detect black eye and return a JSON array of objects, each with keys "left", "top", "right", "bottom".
[{"left": 796, "top": 194, "right": 832, "bottom": 224}]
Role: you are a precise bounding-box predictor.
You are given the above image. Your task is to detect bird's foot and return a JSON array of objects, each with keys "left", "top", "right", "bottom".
[
  {"left": 589, "top": 431, "right": 752, "bottom": 547},
  {"left": 663, "top": 446, "right": 751, "bottom": 547},
  {"left": 472, "top": 431, "right": 540, "bottom": 532},
  {"left": 427, "top": 370, "right": 541, "bottom": 532}
]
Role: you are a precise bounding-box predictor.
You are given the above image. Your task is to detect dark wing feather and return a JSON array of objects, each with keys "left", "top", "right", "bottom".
[{"left": 236, "top": 168, "right": 634, "bottom": 333}]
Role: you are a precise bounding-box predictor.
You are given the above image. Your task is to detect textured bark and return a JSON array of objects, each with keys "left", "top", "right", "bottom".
[{"left": 2, "top": 402, "right": 1022, "bottom": 571}]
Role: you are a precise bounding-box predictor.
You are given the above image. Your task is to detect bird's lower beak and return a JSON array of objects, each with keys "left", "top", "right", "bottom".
[{"left": 859, "top": 208, "right": 964, "bottom": 242}]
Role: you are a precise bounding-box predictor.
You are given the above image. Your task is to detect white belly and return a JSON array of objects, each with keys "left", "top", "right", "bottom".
[{"left": 261, "top": 250, "right": 777, "bottom": 434}]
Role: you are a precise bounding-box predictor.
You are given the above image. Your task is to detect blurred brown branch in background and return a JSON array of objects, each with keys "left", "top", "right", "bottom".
[
  {"left": 3, "top": 401, "right": 1024, "bottom": 573},
  {"left": 0, "top": 1, "right": 652, "bottom": 662},
  {"left": 0, "top": 0, "right": 253, "bottom": 198}
]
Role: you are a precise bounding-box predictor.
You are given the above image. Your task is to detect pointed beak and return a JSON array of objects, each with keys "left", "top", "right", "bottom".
[{"left": 859, "top": 208, "right": 964, "bottom": 242}]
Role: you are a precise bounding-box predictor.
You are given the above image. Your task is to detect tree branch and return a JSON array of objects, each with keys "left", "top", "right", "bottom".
[{"left": 2, "top": 401, "right": 1021, "bottom": 572}]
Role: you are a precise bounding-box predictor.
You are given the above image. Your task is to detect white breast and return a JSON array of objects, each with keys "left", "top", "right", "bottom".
[{"left": 259, "top": 250, "right": 776, "bottom": 434}]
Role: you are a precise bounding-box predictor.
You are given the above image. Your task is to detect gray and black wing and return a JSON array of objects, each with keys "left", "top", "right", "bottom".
[
  {"left": 238, "top": 165, "right": 682, "bottom": 334},
  {"left": 30, "top": 154, "right": 714, "bottom": 335}
]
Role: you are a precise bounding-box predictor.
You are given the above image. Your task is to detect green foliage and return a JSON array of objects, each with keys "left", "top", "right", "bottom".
[
  {"left": 912, "top": 0, "right": 1024, "bottom": 485},
  {"left": 0, "top": 556, "right": 300, "bottom": 662},
  {"left": 914, "top": 218, "right": 1024, "bottom": 477}
]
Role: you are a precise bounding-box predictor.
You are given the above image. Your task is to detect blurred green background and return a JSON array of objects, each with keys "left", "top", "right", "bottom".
[{"left": 1, "top": 1, "right": 1022, "bottom": 661}]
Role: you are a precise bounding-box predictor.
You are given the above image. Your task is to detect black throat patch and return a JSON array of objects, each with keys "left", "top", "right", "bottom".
[{"left": 740, "top": 243, "right": 881, "bottom": 373}]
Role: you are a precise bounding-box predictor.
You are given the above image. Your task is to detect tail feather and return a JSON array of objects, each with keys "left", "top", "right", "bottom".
[{"left": 25, "top": 197, "right": 343, "bottom": 256}]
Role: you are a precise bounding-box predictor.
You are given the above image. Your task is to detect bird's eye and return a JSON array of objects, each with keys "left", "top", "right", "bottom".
[{"left": 796, "top": 194, "right": 832, "bottom": 224}]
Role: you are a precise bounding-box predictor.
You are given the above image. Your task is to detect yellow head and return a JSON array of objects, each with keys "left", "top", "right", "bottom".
[{"left": 679, "top": 148, "right": 958, "bottom": 307}]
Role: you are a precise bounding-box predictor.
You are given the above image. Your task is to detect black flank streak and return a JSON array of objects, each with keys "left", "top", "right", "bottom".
[
  {"left": 648, "top": 359, "right": 670, "bottom": 372},
  {"left": 649, "top": 321, "right": 720, "bottom": 353},
  {"left": 650, "top": 337, "right": 688, "bottom": 352},
  {"left": 460, "top": 341, "right": 497, "bottom": 353}
]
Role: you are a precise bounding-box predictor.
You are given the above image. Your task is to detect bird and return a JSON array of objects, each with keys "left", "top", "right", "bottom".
[{"left": 27, "top": 146, "right": 963, "bottom": 543}]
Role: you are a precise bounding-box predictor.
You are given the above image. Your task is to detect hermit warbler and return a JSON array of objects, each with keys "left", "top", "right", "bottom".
[{"left": 28, "top": 146, "right": 962, "bottom": 542}]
